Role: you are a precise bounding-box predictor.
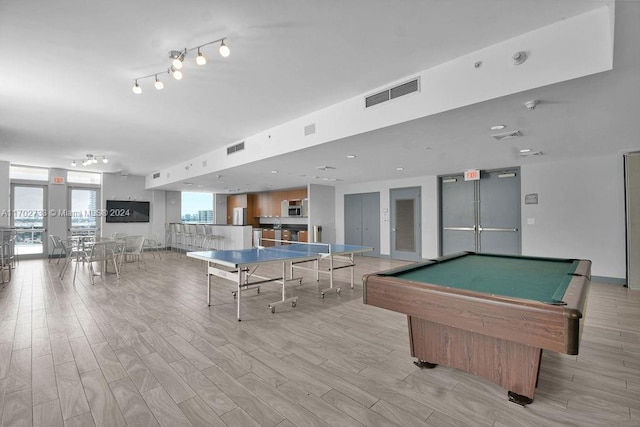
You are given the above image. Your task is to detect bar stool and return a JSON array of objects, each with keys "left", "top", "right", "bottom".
[{"left": 172, "top": 223, "right": 185, "bottom": 254}]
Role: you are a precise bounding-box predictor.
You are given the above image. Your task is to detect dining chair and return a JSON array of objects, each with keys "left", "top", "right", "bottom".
[
  {"left": 86, "top": 240, "right": 120, "bottom": 284},
  {"left": 120, "top": 235, "right": 146, "bottom": 270},
  {"left": 143, "top": 233, "right": 163, "bottom": 259},
  {"left": 59, "top": 238, "right": 89, "bottom": 283},
  {"left": 48, "top": 235, "right": 68, "bottom": 264}
]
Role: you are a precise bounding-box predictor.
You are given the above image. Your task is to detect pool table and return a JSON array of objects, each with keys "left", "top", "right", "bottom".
[{"left": 363, "top": 251, "right": 591, "bottom": 405}]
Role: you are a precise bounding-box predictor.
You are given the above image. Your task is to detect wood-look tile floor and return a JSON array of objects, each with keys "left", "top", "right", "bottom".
[{"left": 0, "top": 253, "right": 638, "bottom": 426}]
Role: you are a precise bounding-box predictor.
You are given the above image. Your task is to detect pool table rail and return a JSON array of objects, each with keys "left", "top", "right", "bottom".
[{"left": 363, "top": 270, "right": 589, "bottom": 354}]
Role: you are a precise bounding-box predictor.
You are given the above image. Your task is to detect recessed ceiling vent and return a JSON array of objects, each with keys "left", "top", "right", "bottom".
[
  {"left": 365, "top": 77, "right": 420, "bottom": 108},
  {"left": 491, "top": 130, "right": 523, "bottom": 141},
  {"left": 227, "top": 141, "right": 245, "bottom": 155},
  {"left": 315, "top": 165, "right": 336, "bottom": 171},
  {"left": 519, "top": 150, "right": 543, "bottom": 157},
  {"left": 152, "top": 172, "right": 160, "bottom": 179}
]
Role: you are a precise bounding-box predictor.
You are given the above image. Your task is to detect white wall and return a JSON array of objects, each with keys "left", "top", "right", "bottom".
[
  {"left": 0, "top": 161, "right": 9, "bottom": 227},
  {"left": 336, "top": 175, "right": 440, "bottom": 259},
  {"left": 520, "top": 155, "right": 626, "bottom": 279},
  {"left": 335, "top": 153, "right": 627, "bottom": 279},
  {"left": 308, "top": 184, "right": 336, "bottom": 243},
  {"left": 47, "top": 168, "right": 69, "bottom": 241},
  {"left": 165, "top": 191, "right": 181, "bottom": 224},
  {"left": 101, "top": 173, "right": 165, "bottom": 239},
  {"left": 213, "top": 193, "right": 226, "bottom": 225}
]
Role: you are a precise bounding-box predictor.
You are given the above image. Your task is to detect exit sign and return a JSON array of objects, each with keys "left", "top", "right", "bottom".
[{"left": 464, "top": 169, "right": 480, "bottom": 181}]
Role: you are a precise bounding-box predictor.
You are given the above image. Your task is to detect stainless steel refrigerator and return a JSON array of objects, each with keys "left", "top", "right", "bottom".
[{"left": 232, "top": 207, "right": 247, "bottom": 225}]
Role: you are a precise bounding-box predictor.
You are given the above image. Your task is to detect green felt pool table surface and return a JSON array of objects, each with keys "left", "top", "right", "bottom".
[{"left": 381, "top": 252, "right": 581, "bottom": 304}]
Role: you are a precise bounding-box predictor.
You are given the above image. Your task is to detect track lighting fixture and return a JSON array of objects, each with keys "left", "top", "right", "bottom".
[
  {"left": 131, "top": 36, "right": 229, "bottom": 94},
  {"left": 71, "top": 154, "right": 108, "bottom": 167}
]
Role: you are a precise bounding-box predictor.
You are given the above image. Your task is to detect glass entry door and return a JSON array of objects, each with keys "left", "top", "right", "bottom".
[
  {"left": 390, "top": 187, "right": 422, "bottom": 261},
  {"left": 69, "top": 187, "right": 100, "bottom": 237},
  {"left": 11, "top": 184, "right": 47, "bottom": 258}
]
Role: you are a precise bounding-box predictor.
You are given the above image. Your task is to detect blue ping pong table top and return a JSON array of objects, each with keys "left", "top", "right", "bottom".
[{"left": 187, "top": 243, "right": 372, "bottom": 268}]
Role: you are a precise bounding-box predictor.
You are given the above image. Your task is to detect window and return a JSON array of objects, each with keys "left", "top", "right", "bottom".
[
  {"left": 181, "top": 192, "right": 213, "bottom": 223},
  {"left": 10, "top": 165, "right": 48, "bottom": 181}
]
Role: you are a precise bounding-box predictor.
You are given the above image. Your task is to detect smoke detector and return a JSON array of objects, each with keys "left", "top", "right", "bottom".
[
  {"left": 512, "top": 51, "right": 528, "bottom": 65},
  {"left": 524, "top": 100, "right": 538, "bottom": 110}
]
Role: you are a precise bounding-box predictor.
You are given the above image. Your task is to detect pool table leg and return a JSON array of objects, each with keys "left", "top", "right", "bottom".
[
  {"left": 413, "top": 360, "right": 438, "bottom": 369},
  {"left": 508, "top": 391, "right": 534, "bottom": 406}
]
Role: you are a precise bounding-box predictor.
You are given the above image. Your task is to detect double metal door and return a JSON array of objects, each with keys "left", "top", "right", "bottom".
[{"left": 441, "top": 169, "right": 520, "bottom": 255}]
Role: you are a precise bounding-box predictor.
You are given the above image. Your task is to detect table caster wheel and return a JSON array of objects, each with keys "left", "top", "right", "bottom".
[
  {"left": 292, "top": 301, "right": 297, "bottom": 308},
  {"left": 336, "top": 288, "right": 341, "bottom": 295},
  {"left": 321, "top": 292, "right": 325, "bottom": 298},
  {"left": 270, "top": 306, "right": 275, "bottom": 314},
  {"left": 232, "top": 292, "right": 237, "bottom": 299}
]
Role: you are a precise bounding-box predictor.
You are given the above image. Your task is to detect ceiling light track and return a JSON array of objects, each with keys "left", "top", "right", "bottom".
[{"left": 131, "top": 37, "right": 230, "bottom": 94}]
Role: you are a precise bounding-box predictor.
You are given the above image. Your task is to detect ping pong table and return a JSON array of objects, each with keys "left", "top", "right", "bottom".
[{"left": 186, "top": 242, "right": 372, "bottom": 320}]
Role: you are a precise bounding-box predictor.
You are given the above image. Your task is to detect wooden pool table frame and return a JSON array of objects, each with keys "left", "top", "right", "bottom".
[{"left": 363, "top": 252, "right": 591, "bottom": 405}]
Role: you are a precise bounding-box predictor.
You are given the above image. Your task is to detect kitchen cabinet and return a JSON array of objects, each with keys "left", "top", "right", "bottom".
[
  {"left": 251, "top": 188, "right": 308, "bottom": 218},
  {"left": 262, "top": 229, "right": 275, "bottom": 247},
  {"left": 299, "top": 230, "right": 308, "bottom": 242}
]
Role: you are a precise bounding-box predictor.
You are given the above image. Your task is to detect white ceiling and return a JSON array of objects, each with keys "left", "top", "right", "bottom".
[{"left": 1, "top": 0, "right": 637, "bottom": 193}]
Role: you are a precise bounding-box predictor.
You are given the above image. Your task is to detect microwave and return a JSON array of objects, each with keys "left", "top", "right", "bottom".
[{"left": 288, "top": 206, "right": 301, "bottom": 216}]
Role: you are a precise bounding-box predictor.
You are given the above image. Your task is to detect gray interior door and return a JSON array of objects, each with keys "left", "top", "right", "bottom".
[
  {"left": 391, "top": 187, "right": 421, "bottom": 261},
  {"left": 441, "top": 176, "right": 476, "bottom": 255},
  {"left": 478, "top": 170, "right": 521, "bottom": 254},
  {"left": 344, "top": 192, "right": 380, "bottom": 257},
  {"left": 344, "top": 194, "right": 362, "bottom": 246},
  {"left": 361, "top": 193, "right": 380, "bottom": 257},
  {"left": 440, "top": 168, "right": 521, "bottom": 256},
  {"left": 625, "top": 152, "right": 640, "bottom": 290}
]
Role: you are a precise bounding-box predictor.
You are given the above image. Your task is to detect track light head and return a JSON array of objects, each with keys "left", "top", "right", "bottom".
[
  {"left": 219, "top": 39, "right": 230, "bottom": 57},
  {"left": 154, "top": 75, "right": 164, "bottom": 90},
  {"left": 132, "top": 80, "right": 142, "bottom": 94},
  {"left": 196, "top": 48, "right": 207, "bottom": 65},
  {"left": 171, "top": 66, "right": 183, "bottom": 80},
  {"left": 169, "top": 50, "right": 185, "bottom": 69}
]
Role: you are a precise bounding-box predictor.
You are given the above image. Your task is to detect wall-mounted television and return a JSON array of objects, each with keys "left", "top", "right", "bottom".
[{"left": 105, "top": 200, "right": 150, "bottom": 223}]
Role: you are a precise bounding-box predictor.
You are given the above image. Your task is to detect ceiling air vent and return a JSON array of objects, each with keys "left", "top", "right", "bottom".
[
  {"left": 365, "top": 77, "right": 420, "bottom": 108},
  {"left": 152, "top": 172, "right": 160, "bottom": 179},
  {"left": 227, "top": 141, "right": 245, "bottom": 155},
  {"left": 491, "top": 130, "right": 523, "bottom": 141},
  {"left": 365, "top": 90, "right": 390, "bottom": 108},
  {"left": 390, "top": 79, "right": 419, "bottom": 99}
]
